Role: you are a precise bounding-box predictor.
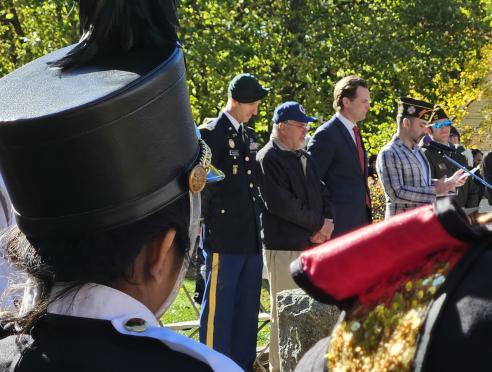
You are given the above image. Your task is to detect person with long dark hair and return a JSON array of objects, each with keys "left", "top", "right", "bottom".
[{"left": 0, "top": 1, "right": 238, "bottom": 371}]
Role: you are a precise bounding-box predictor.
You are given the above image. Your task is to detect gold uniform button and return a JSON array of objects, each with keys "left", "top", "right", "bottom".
[
  {"left": 247, "top": 170, "right": 252, "bottom": 175},
  {"left": 220, "top": 209, "right": 226, "bottom": 214},
  {"left": 245, "top": 156, "right": 250, "bottom": 161}
]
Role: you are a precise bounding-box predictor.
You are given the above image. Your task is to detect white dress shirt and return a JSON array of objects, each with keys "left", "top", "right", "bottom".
[
  {"left": 223, "top": 110, "right": 243, "bottom": 133},
  {"left": 336, "top": 111, "right": 357, "bottom": 144}
]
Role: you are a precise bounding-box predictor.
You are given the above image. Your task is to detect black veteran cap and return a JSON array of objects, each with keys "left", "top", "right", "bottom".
[
  {"left": 228, "top": 73, "right": 269, "bottom": 103},
  {"left": 397, "top": 97, "right": 435, "bottom": 121},
  {"left": 429, "top": 105, "right": 450, "bottom": 123},
  {"left": 0, "top": 2, "right": 215, "bottom": 238}
]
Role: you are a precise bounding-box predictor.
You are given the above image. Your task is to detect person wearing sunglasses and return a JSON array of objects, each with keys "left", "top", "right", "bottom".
[
  {"left": 376, "top": 98, "right": 466, "bottom": 219},
  {"left": 422, "top": 108, "right": 472, "bottom": 208}
]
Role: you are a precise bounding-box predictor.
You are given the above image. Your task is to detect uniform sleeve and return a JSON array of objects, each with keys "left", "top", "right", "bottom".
[
  {"left": 200, "top": 126, "right": 227, "bottom": 212},
  {"left": 377, "top": 149, "right": 436, "bottom": 204},
  {"left": 200, "top": 126, "right": 226, "bottom": 166},
  {"left": 258, "top": 154, "right": 324, "bottom": 232},
  {"left": 307, "top": 130, "right": 334, "bottom": 180}
]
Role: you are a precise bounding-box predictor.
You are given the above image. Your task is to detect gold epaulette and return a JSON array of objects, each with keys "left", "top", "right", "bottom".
[{"left": 327, "top": 248, "right": 465, "bottom": 371}]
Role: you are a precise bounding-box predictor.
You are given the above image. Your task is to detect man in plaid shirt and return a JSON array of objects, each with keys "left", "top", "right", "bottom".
[{"left": 377, "top": 97, "right": 466, "bottom": 219}]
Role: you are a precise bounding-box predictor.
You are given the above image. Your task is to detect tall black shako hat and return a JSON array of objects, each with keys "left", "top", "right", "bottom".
[
  {"left": 0, "top": 1, "right": 212, "bottom": 238},
  {"left": 397, "top": 97, "right": 435, "bottom": 121},
  {"left": 228, "top": 73, "right": 269, "bottom": 103}
]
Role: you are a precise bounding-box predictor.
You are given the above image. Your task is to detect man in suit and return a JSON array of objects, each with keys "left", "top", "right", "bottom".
[
  {"left": 199, "top": 73, "right": 268, "bottom": 371},
  {"left": 308, "top": 76, "right": 372, "bottom": 236}
]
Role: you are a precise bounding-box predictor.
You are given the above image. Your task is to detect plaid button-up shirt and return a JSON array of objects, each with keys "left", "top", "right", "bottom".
[{"left": 376, "top": 136, "right": 436, "bottom": 219}]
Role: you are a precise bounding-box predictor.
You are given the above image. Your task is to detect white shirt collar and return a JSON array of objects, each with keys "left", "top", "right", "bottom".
[
  {"left": 47, "top": 283, "right": 159, "bottom": 327},
  {"left": 336, "top": 112, "right": 356, "bottom": 144},
  {"left": 223, "top": 110, "right": 242, "bottom": 132}
]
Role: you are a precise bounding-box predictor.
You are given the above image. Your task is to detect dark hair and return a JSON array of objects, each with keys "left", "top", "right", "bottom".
[
  {"left": 333, "top": 76, "right": 368, "bottom": 111},
  {"left": 472, "top": 149, "right": 483, "bottom": 158},
  {"left": 396, "top": 114, "right": 416, "bottom": 126},
  {"left": 450, "top": 126, "right": 460, "bottom": 139},
  {"left": 0, "top": 194, "right": 190, "bottom": 332}
]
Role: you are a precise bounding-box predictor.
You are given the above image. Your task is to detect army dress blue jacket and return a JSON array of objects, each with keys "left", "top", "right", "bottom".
[{"left": 200, "top": 112, "right": 261, "bottom": 255}]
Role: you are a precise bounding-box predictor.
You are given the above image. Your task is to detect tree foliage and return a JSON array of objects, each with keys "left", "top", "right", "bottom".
[
  {"left": 179, "top": 0, "right": 491, "bottom": 152},
  {"left": 1, "top": 0, "right": 491, "bottom": 153},
  {"left": 0, "top": 0, "right": 78, "bottom": 76}
]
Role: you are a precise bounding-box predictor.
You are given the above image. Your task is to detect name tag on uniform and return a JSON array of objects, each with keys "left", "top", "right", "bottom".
[{"left": 229, "top": 149, "right": 240, "bottom": 157}]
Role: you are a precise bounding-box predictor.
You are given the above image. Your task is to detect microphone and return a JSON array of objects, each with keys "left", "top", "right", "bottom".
[{"left": 422, "top": 135, "right": 456, "bottom": 153}]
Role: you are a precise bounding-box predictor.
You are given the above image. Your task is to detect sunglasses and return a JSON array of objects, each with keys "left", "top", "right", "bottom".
[{"left": 431, "top": 119, "right": 452, "bottom": 129}]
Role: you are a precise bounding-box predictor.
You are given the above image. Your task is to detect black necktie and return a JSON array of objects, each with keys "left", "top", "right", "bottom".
[{"left": 238, "top": 125, "right": 246, "bottom": 144}]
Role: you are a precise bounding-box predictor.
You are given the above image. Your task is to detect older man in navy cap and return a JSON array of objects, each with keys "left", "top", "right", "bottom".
[
  {"left": 256, "top": 101, "right": 334, "bottom": 372},
  {"left": 199, "top": 73, "right": 268, "bottom": 370}
]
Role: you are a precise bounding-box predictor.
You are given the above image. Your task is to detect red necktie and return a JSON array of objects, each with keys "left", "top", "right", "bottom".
[
  {"left": 353, "top": 126, "right": 371, "bottom": 208},
  {"left": 352, "top": 126, "right": 365, "bottom": 173}
]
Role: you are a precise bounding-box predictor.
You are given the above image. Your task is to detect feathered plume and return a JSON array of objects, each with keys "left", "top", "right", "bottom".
[{"left": 50, "top": 0, "right": 179, "bottom": 70}]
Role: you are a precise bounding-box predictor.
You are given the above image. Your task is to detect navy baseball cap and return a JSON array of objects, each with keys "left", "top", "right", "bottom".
[{"left": 272, "top": 101, "right": 317, "bottom": 124}]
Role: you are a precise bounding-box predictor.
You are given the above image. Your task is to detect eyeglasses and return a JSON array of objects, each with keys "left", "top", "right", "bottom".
[
  {"left": 284, "top": 121, "right": 309, "bottom": 129},
  {"left": 431, "top": 119, "right": 452, "bottom": 129}
]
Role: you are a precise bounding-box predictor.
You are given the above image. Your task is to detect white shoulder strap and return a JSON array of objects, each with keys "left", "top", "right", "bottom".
[
  {"left": 198, "top": 117, "right": 218, "bottom": 131},
  {"left": 111, "top": 315, "right": 243, "bottom": 372}
]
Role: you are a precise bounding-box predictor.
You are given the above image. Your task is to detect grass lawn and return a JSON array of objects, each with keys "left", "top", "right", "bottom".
[{"left": 161, "top": 278, "right": 271, "bottom": 346}]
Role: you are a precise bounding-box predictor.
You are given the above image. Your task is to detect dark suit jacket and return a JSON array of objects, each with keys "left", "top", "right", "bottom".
[
  {"left": 307, "top": 115, "right": 370, "bottom": 236},
  {"left": 199, "top": 112, "right": 261, "bottom": 255}
]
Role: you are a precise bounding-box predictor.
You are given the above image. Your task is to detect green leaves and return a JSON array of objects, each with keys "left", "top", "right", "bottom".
[
  {"left": 0, "top": 0, "right": 79, "bottom": 76},
  {"left": 0, "top": 0, "right": 490, "bottom": 151}
]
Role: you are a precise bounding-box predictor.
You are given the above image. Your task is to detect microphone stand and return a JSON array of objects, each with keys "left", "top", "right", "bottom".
[{"left": 443, "top": 154, "right": 492, "bottom": 191}]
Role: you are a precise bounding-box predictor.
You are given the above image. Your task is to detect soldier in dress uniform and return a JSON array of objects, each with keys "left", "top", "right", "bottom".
[
  {"left": 0, "top": 1, "right": 239, "bottom": 371},
  {"left": 199, "top": 73, "right": 268, "bottom": 371},
  {"left": 293, "top": 198, "right": 492, "bottom": 372}
]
